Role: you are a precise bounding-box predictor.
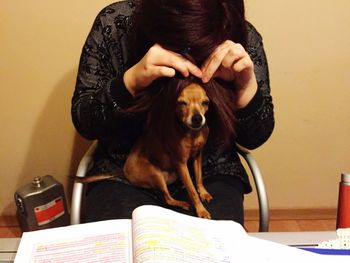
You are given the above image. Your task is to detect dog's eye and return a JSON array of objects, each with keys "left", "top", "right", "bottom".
[
  {"left": 202, "top": 100, "right": 210, "bottom": 106},
  {"left": 177, "top": 101, "right": 187, "bottom": 107}
]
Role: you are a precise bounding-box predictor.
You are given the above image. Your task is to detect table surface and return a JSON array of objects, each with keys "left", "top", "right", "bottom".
[
  {"left": 0, "top": 231, "right": 338, "bottom": 262},
  {"left": 249, "top": 231, "right": 337, "bottom": 246},
  {"left": 0, "top": 238, "right": 20, "bottom": 262}
]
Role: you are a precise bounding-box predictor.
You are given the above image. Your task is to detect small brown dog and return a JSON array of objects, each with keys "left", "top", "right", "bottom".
[
  {"left": 124, "top": 82, "right": 212, "bottom": 219},
  {"left": 74, "top": 81, "right": 213, "bottom": 219}
]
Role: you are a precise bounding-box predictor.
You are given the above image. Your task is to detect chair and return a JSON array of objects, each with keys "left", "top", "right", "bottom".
[
  {"left": 70, "top": 141, "right": 269, "bottom": 231},
  {"left": 236, "top": 144, "right": 270, "bottom": 232}
]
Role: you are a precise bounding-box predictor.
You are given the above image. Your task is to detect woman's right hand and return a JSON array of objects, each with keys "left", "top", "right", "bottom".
[{"left": 123, "top": 44, "right": 202, "bottom": 96}]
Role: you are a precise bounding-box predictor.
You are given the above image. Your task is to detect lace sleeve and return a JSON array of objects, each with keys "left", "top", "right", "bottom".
[
  {"left": 235, "top": 22, "right": 275, "bottom": 149},
  {"left": 71, "top": 2, "right": 137, "bottom": 140}
]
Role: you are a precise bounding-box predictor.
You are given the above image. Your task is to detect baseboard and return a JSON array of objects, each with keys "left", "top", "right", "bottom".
[
  {"left": 0, "top": 215, "right": 19, "bottom": 227},
  {"left": 1, "top": 208, "right": 338, "bottom": 227},
  {"left": 245, "top": 208, "right": 337, "bottom": 221}
]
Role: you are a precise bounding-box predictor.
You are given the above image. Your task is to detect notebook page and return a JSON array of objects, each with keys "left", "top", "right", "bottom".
[
  {"left": 131, "top": 205, "right": 245, "bottom": 263},
  {"left": 131, "top": 205, "right": 350, "bottom": 263},
  {"left": 14, "top": 219, "right": 133, "bottom": 263}
]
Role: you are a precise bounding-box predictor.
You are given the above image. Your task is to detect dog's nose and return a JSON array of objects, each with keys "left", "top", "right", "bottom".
[{"left": 191, "top": 114, "right": 203, "bottom": 128}]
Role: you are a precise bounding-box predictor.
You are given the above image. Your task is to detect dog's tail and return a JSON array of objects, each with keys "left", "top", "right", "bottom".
[{"left": 69, "top": 172, "right": 123, "bottom": 184}]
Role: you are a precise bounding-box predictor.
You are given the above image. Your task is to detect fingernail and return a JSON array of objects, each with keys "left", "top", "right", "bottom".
[{"left": 202, "top": 76, "right": 208, "bottom": 83}]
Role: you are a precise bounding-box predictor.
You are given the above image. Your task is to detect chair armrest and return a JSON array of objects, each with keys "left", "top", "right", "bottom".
[
  {"left": 70, "top": 141, "right": 98, "bottom": 225},
  {"left": 237, "top": 144, "right": 270, "bottom": 232}
]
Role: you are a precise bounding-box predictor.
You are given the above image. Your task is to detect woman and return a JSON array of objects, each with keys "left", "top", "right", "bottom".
[{"left": 71, "top": 0, "right": 274, "bottom": 225}]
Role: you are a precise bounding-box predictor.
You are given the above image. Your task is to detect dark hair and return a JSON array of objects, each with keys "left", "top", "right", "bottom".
[
  {"left": 130, "top": 0, "right": 247, "bottom": 66},
  {"left": 128, "top": 0, "right": 246, "bottom": 149}
]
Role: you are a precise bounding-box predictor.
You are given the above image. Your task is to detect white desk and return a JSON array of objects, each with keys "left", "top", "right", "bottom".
[
  {"left": 0, "top": 232, "right": 338, "bottom": 262},
  {"left": 0, "top": 238, "right": 20, "bottom": 262},
  {"left": 249, "top": 231, "right": 337, "bottom": 247}
]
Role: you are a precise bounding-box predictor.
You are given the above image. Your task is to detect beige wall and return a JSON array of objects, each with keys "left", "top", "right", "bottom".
[
  {"left": 0, "top": 0, "right": 349, "bottom": 217},
  {"left": 244, "top": 0, "right": 350, "bottom": 209}
]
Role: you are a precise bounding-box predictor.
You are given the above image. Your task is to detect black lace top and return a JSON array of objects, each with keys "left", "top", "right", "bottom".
[{"left": 71, "top": 0, "right": 274, "bottom": 193}]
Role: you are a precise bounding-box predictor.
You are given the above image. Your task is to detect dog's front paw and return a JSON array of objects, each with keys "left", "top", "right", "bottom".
[
  {"left": 179, "top": 201, "right": 191, "bottom": 211},
  {"left": 200, "top": 192, "right": 213, "bottom": 203},
  {"left": 196, "top": 207, "right": 211, "bottom": 219},
  {"left": 171, "top": 200, "right": 191, "bottom": 211},
  {"left": 198, "top": 187, "right": 213, "bottom": 203}
]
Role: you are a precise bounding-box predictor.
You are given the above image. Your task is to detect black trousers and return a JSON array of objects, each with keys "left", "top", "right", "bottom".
[{"left": 84, "top": 175, "right": 245, "bottom": 225}]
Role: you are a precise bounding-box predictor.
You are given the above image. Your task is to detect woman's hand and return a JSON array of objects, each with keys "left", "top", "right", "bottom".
[
  {"left": 201, "top": 40, "right": 258, "bottom": 108},
  {"left": 123, "top": 44, "right": 202, "bottom": 96}
]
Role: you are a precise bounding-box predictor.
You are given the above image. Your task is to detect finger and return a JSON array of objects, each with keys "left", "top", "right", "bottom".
[
  {"left": 151, "top": 44, "right": 202, "bottom": 78},
  {"left": 142, "top": 66, "right": 176, "bottom": 87},
  {"left": 152, "top": 66, "right": 176, "bottom": 78},
  {"left": 160, "top": 52, "right": 202, "bottom": 78},
  {"left": 232, "top": 56, "right": 254, "bottom": 73},
  {"left": 183, "top": 58, "right": 202, "bottom": 78},
  {"left": 201, "top": 46, "right": 230, "bottom": 82},
  {"left": 221, "top": 46, "right": 246, "bottom": 69},
  {"left": 201, "top": 42, "right": 229, "bottom": 72},
  {"left": 149, "top": 49, "right": 187, "bottom": 76},
  {"left": 201, "top": 40, "right": 236, "bottom": 81},
  {"left": 169, "top": 50, "right": 202, "bottom": 77},
  {"left": 141, "top": 66, "right": 176, "bottom": 87},
  {"left": 221, "top": 48, "right": 238, "bottom": 69}
]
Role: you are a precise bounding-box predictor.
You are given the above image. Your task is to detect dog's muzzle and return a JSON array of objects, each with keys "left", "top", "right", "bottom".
[{"left": 190, "top": 114, "right": 205, "bottom": 129}]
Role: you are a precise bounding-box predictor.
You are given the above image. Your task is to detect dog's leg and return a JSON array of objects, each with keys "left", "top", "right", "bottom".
[
  {"left": 154, "top": 174, "right": 191, "bottom": 211},
  {"left": 176, "top": 164, "right": 211, "bottom": 219},
  {"left": 193, "top": 152, "right": 213, "bottom": 203},
  {"left": 124, "top": 149, "right": 191, "bottom": 211}
]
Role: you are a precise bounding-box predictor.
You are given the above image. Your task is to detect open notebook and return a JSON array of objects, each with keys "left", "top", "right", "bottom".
[{"left": 15, "top": 205, "right": 348, "bottom": 262}]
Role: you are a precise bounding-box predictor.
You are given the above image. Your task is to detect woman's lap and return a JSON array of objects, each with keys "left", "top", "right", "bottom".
[
  {"left": 84, "top": 181, "right": 161, "bottom": 222},
  {"left": 84, "top": 175, "right": 244, "bottom": 225}
]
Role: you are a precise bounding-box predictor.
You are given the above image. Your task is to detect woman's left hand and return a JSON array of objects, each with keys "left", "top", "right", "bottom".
[{"left": 201, "top": 40, "right": 258, "bottom": 108}]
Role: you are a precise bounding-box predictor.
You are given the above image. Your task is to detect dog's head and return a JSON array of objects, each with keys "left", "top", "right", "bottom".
[
  {"left": 131, "top": 75, "right": 235, "bottom": 148},
  {"left": 176, "top": 83, "right": 209, "bottom": 130}
]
